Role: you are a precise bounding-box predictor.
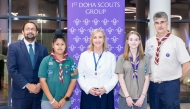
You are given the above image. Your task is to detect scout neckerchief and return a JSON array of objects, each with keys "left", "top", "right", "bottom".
[
  {"left": 93, "top": 52, "right": 103, "bottom": 75},
  {"left": 129, "top": 54, "right": 140, "bottom": 79},
  {"left": 51, "top": 51, "right": 68, "bottom": 83},
  {"left": 154, "top": 32, "right": 171, "bottom": 65}
]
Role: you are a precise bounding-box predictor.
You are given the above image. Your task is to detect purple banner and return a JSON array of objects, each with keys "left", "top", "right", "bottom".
[{"left": 67, "top": 0, "right": 125, "bottom": 109}]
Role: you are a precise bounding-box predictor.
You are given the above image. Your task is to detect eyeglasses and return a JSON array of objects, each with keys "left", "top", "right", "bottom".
[
  {"left": 154, "top": 21, "right": 167, "bottom": 25},
  {"left": 25, "top": 28, "right": 36, "bottom": 32}
]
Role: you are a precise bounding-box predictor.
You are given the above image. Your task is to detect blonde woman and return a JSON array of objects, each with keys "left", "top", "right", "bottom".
[
  {"left": 77, "top": 29, "right": 118, "bottom": 109},
  {"left": 115, "top": 31, "right": 150, "bottom": 109}
]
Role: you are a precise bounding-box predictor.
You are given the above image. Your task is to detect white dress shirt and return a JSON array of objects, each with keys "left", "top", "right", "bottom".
[
  {"left": 77, "top": 51, "right": 118, "bottom": 94},
  {"left": 22, "top": 38, "right": 35, "bottom": 89},
  {"left": 24, "top": 38, "right": 35, "bottom": 54},
  {"left": 145, "top": 34, "right": 190, "bottom": 82}
]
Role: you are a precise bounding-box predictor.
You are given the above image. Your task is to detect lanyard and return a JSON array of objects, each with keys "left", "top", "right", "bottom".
[{"left": 93, "top": 52, "right": 103, "bottom": 71}]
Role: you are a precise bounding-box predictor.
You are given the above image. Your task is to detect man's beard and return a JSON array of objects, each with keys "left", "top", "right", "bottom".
[{"left": 25, "top": 34, "right": 36, "bottom": 42}]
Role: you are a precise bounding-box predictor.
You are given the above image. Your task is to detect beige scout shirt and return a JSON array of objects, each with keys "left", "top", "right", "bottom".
[
  {"left": 145, "top": 34, "right": 190, "bottom": 82},
  {"left": 115, "top": 54, "right": 150, "bottom": 99}
]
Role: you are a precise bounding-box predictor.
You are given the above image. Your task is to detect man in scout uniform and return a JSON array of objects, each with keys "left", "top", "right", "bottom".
[{"left": 145, "top": 11, "right": 190, "bottom": 109}]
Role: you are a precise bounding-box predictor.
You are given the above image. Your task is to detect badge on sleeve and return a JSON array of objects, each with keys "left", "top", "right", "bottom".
[
  {"left": 71, "top": 69, "right": 78, "bottom": 76},
  {"left": 144, "top": 64, "right": 147, "bottom": 73}
]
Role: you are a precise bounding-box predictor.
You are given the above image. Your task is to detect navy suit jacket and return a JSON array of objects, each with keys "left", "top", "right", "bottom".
[{"left": 7, "top": 40, "right": 48, "bottom": 98}]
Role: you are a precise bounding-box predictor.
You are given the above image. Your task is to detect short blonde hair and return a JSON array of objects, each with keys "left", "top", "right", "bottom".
[
  {"left": 123, "top": 31, "right": 144, "bottom": 60},
  {"left": 87, "top": 29, "right": 108, "bottom": 51}
]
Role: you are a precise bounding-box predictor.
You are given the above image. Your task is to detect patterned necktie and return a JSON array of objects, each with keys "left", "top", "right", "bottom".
[
  {"left": 154, "top": 32, "right": 171, "bottom": 65},
  {"left": 29, "top": 44, "right": 34, "bottom": 68},
  {"left": 51, "top": 51, "right": 68, "bottom": 83}
]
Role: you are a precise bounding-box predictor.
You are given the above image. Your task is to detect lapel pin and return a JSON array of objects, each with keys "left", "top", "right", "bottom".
[{"left": 166, "top": 53, "right": 170, "bottom": 57}]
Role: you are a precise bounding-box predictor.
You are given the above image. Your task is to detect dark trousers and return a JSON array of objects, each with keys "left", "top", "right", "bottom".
[
  {"left": 12, "top": 96, "right": 41, "bottom": 109},
  {"left": 148, "top": 79, "right": 180, "bottom": 109},
  {"left": 80, "top": 90, "right": 114, "bottom": 109}
]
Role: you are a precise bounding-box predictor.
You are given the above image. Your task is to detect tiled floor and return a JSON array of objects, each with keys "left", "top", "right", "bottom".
[
  {"left": 147, "top": 103, "right": 190, "bottom": 109},
  {"left": 0, "top": 104, "right": 189, "bottom": 109},
  {"left": 0, "top": 88, "right": 189, "bottom": 109},
  {"left": 0, "top": 106, "right": 12, "bottom": 109}
]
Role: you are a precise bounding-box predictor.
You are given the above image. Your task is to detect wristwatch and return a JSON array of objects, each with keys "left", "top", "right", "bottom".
[{"left": 64, "top": 96, "right": 70, "bottom": 101}]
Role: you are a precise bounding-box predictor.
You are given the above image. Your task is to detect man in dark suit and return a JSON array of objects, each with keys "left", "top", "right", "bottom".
[{"left": 7, "top": 22, "right": 48, "bottom": 109}]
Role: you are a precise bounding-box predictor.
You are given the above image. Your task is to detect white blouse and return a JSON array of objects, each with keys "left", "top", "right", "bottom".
[{"left": 77, "top": 51, "right": 118, "bottom": 94}]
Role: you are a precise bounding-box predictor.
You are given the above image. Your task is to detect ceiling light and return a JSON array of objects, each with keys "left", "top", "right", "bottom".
[
  {"left": 171, "top": 15, "right": 182, "bottom": 20},
  {"left": 13, "top": 17, "right": 19, "bottom": 20},
  {"left": 125, "top": 7, "right": 136, "bottom": 14},
  {"left": 131, "top": 27, "right": 135, "bottom": 29},
  {"left": 11, "top": 12, "right": 18, "bottom": 16},
  {"left": 38, "top": 14, "right": 46, "bottom": 16},
  {"left": 37, "top": 19, "right": 47, "bottom": 23}
]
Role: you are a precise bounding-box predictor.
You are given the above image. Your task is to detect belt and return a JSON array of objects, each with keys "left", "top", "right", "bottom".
[
  {"left": 152, "top": 81, "right": 165, "bottom": 84},
  {"left": 151, "top": 78, "right": 179, "bottom": 84}
]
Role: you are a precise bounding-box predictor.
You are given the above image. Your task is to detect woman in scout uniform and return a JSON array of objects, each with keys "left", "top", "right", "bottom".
[
  {"left": 77, "top": 29, "right": 118, "bottom": 109},
  {"left": 38, "top": 29, "right": 78, "bottom": 109},
  {"left": 115, "top": 31, "right": 150, "bottom": 109}
]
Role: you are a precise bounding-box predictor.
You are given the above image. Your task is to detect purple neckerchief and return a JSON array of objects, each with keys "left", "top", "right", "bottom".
[{"left": 129, "top": 55, "right": 140, "bottom": 79}]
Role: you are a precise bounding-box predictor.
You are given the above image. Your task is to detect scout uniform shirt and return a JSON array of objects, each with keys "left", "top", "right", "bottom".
[
  {"left": 145, "top": 34, "right": 190, "bottom": 82},
  {"left": 115, "top": 54, "right": 150, "bottom": 99},
  {"left": 38, "top": 55, "right": 78, "bottom": 101}
]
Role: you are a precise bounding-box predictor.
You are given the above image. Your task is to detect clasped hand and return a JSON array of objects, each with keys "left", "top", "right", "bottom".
[
  {"left": 26, "top": 83, "right": 41, "bottom": 94},
  {"left": 126, "top": 95, "right": 145, "bottom": 107},
  {"left": 89, "top": 87, "right": 106, "bottom": 96},
  {"left": 52, "top": 99, "right": 66, "bottom": 109}
]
